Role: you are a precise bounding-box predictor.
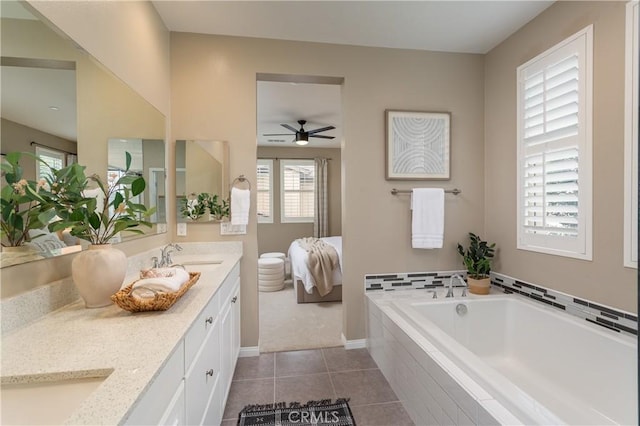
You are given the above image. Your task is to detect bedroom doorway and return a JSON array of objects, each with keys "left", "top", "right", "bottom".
[{"left": 256, "top": 73, "right": 344, "bottom": 353}]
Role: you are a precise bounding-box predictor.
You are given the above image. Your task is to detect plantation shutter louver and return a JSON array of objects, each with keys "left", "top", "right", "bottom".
[
  {"left": 517, "top": 26, "right": 592, "bottom": 259},
  {"left": 256, "top": 159, "right": 273, "bottom": 223},
  {"left": 281, "top": 160, "right": 315, "bottom": 222}
]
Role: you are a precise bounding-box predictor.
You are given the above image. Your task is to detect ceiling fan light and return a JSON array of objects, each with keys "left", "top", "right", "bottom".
[{"left": 294, "top": 132, "right": 309, "bottom": 145}]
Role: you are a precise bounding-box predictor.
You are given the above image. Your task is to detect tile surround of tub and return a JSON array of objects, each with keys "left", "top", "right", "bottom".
[
  {"left": 364, "top": 269, "right": 637, "bottom": 337},
  {"left": 364, "top": 270, "right": 467, "bottom": 292},
  {"left": 1, "top": 241, "right": 243, "bottom": 334},
  {"left": 490, "top": 272, "right": 638, "bottom": 337}
]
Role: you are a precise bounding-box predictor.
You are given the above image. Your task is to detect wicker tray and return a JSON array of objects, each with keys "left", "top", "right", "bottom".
[{"left": 111, "top": 272, "right": 201, "bottom": 312}]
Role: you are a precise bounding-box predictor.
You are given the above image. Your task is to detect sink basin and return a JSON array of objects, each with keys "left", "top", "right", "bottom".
[
  {"left": 179, "top": 259, "right": 223, "bottom": 266},
  {"left": 172, "top": 256, "right": 223, "bottom": 267},
  {"left": 1, "top": 371, "right": 110, "bottom": 425}
]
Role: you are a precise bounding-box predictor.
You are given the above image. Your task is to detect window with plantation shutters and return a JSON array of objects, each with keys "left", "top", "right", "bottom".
[
  {"left": 280, "top": 159, "right": 315, "bottom": 223},
  {"left": 35, "top": 146, "right": 65, "bottom": 181},
  {"left": 517, "top": 26, "right": 593, "bottom": 260},
  {"left": 257, "top": 159, "right": 273, "bottom": 223}
]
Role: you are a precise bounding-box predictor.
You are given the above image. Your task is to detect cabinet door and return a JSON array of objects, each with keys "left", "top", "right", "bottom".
[
  {"left": 185, "top": 319, "right": 221, "bottom": 425},
  {"left": 124, "top": 343, "right": 185, "bottom": 425},
  {"left": 219, "top": 297, "right": 233, "bottom": 399},
  {"left": 158, "top": 380, "right": 185, "bottom": 426},
  {"left": 230, "top": 277, "right": 241, "bottom": 366}
]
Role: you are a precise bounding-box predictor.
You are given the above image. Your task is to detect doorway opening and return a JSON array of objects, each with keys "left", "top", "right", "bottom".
[{"left": 256, "top": 73, "right": 344, "bottom": 353}]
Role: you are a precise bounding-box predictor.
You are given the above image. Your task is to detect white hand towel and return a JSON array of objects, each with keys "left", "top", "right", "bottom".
[
  {"left": 411, "top": 188, "right": 445, "bottom": 249},
  {"left": 131, "top": 267, "right": 190, "bottom": 299},
  {"left": 231, "top": 187, "right": 251, "bottom": 225}
]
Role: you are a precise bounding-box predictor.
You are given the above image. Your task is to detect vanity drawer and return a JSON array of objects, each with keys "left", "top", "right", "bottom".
[
  {"left": 184, "top": 292, "right": 220, "bottom": 368},
  {"left": 185, "top": 317, "right": 221, "bottom": 425}
]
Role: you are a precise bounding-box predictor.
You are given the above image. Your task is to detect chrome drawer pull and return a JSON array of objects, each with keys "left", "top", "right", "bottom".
[
  {"left": 205, "top": 316, "right": 213, "bottom": 325},
  {"left": 231, "top": 296, "right": 237, "bottom": 303},
  {"left": 206, "top": 369, "right": 214, "bottom": 377}
]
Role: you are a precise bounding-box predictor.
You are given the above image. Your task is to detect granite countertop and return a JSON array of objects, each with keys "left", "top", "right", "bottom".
[{"left": 1, "top": 244, "right": 242, "bottom": 425}]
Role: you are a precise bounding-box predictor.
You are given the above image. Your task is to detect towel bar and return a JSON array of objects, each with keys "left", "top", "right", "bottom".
[{"left": 391, "top": 188, "right": 461, "bottom": 195}]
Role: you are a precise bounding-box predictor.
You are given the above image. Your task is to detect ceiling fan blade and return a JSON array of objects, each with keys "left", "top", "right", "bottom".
[
  {"left": 307, "top": 125, "right": 335, "bottom": 135},
  {"left": 281, "top": 124, "right": 298, "bottom": 133},
  {"left": 310, "top": 135, "right": 335, "bottom": 139},
  {"left": 263, "top": 133, "right": 294, "bottom": 136}
]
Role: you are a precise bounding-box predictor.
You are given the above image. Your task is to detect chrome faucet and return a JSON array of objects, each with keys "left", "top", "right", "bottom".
[
  {"left": 446, "top": 274, "right": 467, "bottom": 298},
  {"left": 157, "top": 243, "right": 182, "bottom": 268}
]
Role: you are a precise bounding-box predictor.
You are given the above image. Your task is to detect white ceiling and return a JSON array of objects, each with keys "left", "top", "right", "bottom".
[
  {"left": 152, "top": 1, "right": 553, "bottom": 55},
  {"left": 1, "top": 66, "right": 77, "bottom": 141},
  {"left": 154, "top": 0, "right": 553, "bottom": 149},
  {"left": 257, "top": 81, "right": 342, "bottom": 148}
]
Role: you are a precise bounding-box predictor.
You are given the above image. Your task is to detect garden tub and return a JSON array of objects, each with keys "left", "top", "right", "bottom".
[{"left": 371, "top": 294, "right": 636, "bottom": 425}]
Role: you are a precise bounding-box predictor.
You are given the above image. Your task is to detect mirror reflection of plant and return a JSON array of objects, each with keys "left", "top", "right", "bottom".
[
  {"left": 41, "top": 152, "right": 155, "bottom": 245},
  {"left": 0, "top": 152, "right": 56, "bottom": 247},
  {"left": 180, "top": 193, "right": 207, "bottom": 221},
  {"left": 202, "top": 193, "right": 230, "bottom": 221}
]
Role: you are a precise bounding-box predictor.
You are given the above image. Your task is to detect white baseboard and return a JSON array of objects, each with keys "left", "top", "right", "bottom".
[
  {"left": 341, "top": 333, "right": 367, "bottom": 350},
  {"left": 239, "top": 346, "right": 260, "bottom": 357}
]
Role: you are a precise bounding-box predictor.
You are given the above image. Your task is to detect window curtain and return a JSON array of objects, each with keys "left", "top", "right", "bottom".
[{"left": 314, "top": 157, "right": 329, "bottom": 238}]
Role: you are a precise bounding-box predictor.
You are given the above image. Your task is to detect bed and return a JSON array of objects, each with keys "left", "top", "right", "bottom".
[{"left": 287, "top": 236, "right": 342, "bottom": 303}]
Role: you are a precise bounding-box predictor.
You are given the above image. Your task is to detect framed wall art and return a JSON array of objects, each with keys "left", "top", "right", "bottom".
[{"left": 385, "top": 110, "right": 451, "bottom": 180}]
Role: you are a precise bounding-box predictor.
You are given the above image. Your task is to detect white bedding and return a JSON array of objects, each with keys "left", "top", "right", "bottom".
[{"left": 288, "top": 236, "right": 342, "bottom": 294}]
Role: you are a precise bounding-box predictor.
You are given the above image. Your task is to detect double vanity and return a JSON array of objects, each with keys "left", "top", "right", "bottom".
[{"left": 1, "top": 242, "right": 242, "bottom": 425}]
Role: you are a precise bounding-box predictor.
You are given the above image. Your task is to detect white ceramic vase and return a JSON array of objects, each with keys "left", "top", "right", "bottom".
[{"left": 72, "top": 244, "right": 127, "bottom": 308}]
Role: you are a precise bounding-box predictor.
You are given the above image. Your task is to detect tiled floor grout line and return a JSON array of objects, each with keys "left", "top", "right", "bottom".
[
  {"left": 273, "top": 352, "right": 277, "bottom": 404},
  {"left": 321, "top": 348, "right": 338, "bottom": 399},
  {"left": 349, "top": 399, "right": 402, "bottom": 408}
]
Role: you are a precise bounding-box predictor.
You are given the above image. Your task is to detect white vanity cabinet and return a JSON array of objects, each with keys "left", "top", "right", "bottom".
[{"left": 124, "top": 261, "right": 241, "bottom": 426}]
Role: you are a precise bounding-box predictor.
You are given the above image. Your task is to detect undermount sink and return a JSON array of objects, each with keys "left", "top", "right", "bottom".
[
  {"left": 173, "top": 257, "right": 223, "bottom": 266},
  {"left": 1, "top": 371, "right": 111, "bottom": 425}
]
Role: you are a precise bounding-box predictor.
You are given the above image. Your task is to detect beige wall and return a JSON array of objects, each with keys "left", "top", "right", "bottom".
[
  {"left": 171, "top": 33, "right": 485, "bottom": 346},
  {"left": 27, "top": 0, "right": 171, "bottom": 116},
  {"left": 257, "top": 147, "right": 342, "bottom": 255},
  {"left": 484, "top": 1, "right": 636, "bottom": 312},
  {"left": 1, "top": 2, "right": 171, "bottom": 295}
]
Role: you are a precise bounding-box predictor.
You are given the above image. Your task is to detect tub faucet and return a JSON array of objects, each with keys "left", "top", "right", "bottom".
[
  {"left": 446, "top": 274, "right": 467, "bottom": 298},
  {"left": 158, "top": 243, "right": 183, "bottom": 267}
]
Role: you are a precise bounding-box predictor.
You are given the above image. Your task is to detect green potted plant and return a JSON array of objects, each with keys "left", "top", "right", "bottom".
[
  {"left": 456, "top": 232, "right": 496, "bottom": 295},
  {"left": 40, "top": 152, "right": 155, "bottom": 308},
  {"left": 0, "top": 152, "right": 56, "bottom": 249}
]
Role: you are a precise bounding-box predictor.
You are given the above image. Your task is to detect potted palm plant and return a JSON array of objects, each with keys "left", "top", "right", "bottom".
[{"left": 457, "top": 232, "right": 496, "bottom": 295}]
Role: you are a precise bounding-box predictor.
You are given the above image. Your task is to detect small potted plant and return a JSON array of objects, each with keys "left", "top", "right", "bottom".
[{"left": 457, "top": 232, "right": 496, "bottom": 295}]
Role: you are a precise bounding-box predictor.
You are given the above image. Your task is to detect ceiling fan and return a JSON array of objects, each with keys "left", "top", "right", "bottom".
[{"left": 263, "top": 120, "right": 335, "bottom": 145}]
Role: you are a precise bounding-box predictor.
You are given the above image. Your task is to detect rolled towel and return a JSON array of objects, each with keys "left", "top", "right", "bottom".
[
  {"left": 140, "top": 267, "right": 181, "bottom": 279},
  {"left": 131, "top": 267, "right": 190, "bottom": 298}
]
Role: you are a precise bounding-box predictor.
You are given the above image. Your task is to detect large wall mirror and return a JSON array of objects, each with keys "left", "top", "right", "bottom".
[
  {"left": 0, "top": 2, "right": 167, "bottom": 268},
  {"left": 175, "top": 140, "right": 229, "bottom": 223}
]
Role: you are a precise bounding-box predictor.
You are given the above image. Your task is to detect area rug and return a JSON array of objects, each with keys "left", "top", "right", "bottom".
[{"left": 238, "top": 398, "right": 355, "bottom": 425}]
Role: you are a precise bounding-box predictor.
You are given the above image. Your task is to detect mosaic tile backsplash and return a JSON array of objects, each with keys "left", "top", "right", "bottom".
[
  {"left": 490, "top": 272, "right": 637, "bottom": 337},
  {"left": 364, "top": 270, "right": 637, "bottom": 337},
  {"left": 364, "top": 270, "right": 467, "bottom": 291}
]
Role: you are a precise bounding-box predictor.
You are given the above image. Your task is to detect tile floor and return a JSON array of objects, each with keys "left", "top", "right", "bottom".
[{"left": 222, "top": 347, "right": 414, "bottom": 425}]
